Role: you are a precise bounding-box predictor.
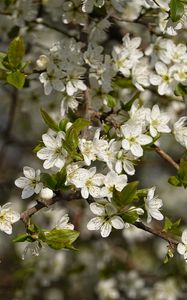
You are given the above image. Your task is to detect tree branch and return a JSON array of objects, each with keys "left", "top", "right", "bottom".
[
  {"left": 134, "top": 221, "right": 179, "bottom": 246},
  {"left": 154, "top": 146, "right": 179, "bottom": 170}
]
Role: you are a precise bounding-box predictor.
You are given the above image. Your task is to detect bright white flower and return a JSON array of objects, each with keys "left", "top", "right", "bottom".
[
  {"left": 55, "top": 214, "right": 74, "bottom": 230},
  {"left": 97, "top": 139, "right": 121, "bottom": 170},
  {"left": 39, "top": 65, "right": 65, "bottom": 95},
  {"left": 40, "top": 188, "right": 54, "bottom": 200},
  {"left": 177, "top": 229, "right": 187, "bottom": 262},
  {"left": 60, "top": 93, "right": 80, "bottom": 117},
  {"left": 146, "top": 104, "right": 171, "bottom": 137},
  {"left": 170, "top": 64, "right": 187, "bottom": 84},
  {"left": 121, "top": 123, "right": 152, "bottom": 157},
  {"left": 102, "top": 171, "right": 128, "bottom": 200},
  {"left": 37, "top": 132, "right": 68, "bottom": 170},
  {"left": 173, "top": 117, "right": 187, "bottom": 148},
  {"left": 144, "top": 187, "right": 164, "bottom": 223},
  {"left": 65, "top": 66, "right": 87, "bottom": 96},
  {"left": 0, "top": 203, "right": 20, "bottom": 235},
  {"left": 112, "top": 46, "right": 133, "bottom": 77},
  {"left": 68, "top": 167, "right": 104, "bottom": 199},
  {"left": 78, "top": 139, "right": 96, "bottom": 166},
  {"left": 129, "top": 100, "right": 150, "bottom": 130},
  {"left": 87, "top": 201, "right": 125, "bottom": 238},
  {"left": 132, "top": 60, "right": 151, "bottom": 91},
  {"left": 150, "top": 62, "right": 176, "bottom": 95},
  {"left": 115, "top": 150, "right": 136, "bottom": 175},
  {"left": 15, "top": 167, "right": 43, "bottom": 199},
  {"left": 164, "top": 40, "right": 187, "bottom": 64}
]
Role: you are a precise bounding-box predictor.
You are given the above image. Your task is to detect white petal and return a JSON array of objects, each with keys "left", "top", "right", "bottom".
[
  {"left": 81, "top": 187, "right": 89, "bottom": 199},
  {"left": 111, "top": 216, "right": 125, "bottom": 229},
  {"left": 89, "top": 202, "right": 105, "bottom": 216},
  {"left": 15, "top": 177, "right": 30, "bottom": 188},
  {"left": 182, "top": 229, "right": 187, "bottom": 244},
  {"left": 22, "top": 187, "right": 35, "bottom": 199},
  {"left": 137, "top": 134, "right": 152, "bottom": 145},
  {"left": 0, "top": 221, "right": 12, "bottom": 234},
  {"left": 42, "top": 134, "right": 56, "bottom": 148},
  {"left": 177, "top": 243, "right": 186, "bottom": 255},
  {"left": 23, "top": 167, "right": 35, "bottom": 179},
  {"left": 87, "top": 217, "right": 103, "bottom": 230},
  {"left": 100, "top": 222, "right": 112, "bottom": 237},
  {"left": 131, "top": 143, "right": 143, "bottom": 157}
]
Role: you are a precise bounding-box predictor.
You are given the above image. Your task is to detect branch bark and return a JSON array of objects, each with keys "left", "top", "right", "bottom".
[{"left": 154, "top": 146, "right": 179, "bottom": 170}]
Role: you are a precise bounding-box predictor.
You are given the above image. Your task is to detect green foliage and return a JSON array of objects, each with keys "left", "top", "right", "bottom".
[
  {"left": 112, "top": 181, "right": 139, "bottom": 209},
  {"left": 121, "top": 210, "right": 139, "bottom": 224},
  {"left": 168, "top": 159, "right": 187, "bottom": 188},
  {"left": 13, "top": 233, "right": 29, "bottom": 243},
  {"left": 174, "top": 83, "right": 187, "bottom": 96},
  {"left": 64, "top": 118, "right": 90, "bottom": 158},
  {"left": 169, "top": 0, "right": 184, "bottom": 22},
  {"left": 164, "top": 246, "right": 174, "bottom": 264},
  {"left": 0, "top": 37, "right": 26, "bottom": 89},
  {"left": 40, "top": 108, "right": 60, "bottom": 132},
  {"left": 8, "top": 36, "right": 25, "bottom": 68},
  {"left": 163, "top": 217, "right": 181, "bottom": 236},
  {"left": 7, "top": 70, "right": 25, "bottom": 89},
  {"left": 41, "top": 168, "right": 67, "bottom": 191},
  {"left": 45, "top": 229, "right": 80, "bottom": 250},
  {"left": 106, "top": 94, "right": 116, "bottom": 108}
]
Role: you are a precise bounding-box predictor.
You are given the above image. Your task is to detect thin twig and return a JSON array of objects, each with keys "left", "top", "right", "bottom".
[
  {"left": 134, "top": 221, "right": 179, "bottom": 246},
  {"left": 154, "top": 146, "right": 179, "bottom": 170}
]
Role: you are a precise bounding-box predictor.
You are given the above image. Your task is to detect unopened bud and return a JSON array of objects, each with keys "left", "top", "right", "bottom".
[
  {"left": 36, "top": 55, "right": 49, "bottom": 70},
  {"left": 40, "top": 188, "right": 54, "bottom": 200}
]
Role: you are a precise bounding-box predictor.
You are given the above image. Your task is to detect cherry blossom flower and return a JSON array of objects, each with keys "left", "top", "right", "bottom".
[
  {"left": 0, "top": 203, "right": 20, "bottom": 235},
  {"left": 177, "top": 229, "right": 187, "bottom": 262},
  {"left": 55, "top": 214, "right": 74, "bottom": 230},
  {"left": 144, "top": 187, "right": 164, "bottom": 223},
  {"left": 121, "top": 123, "right": 152, "bottom": 157},
  {"left": 87, "top": 201, "right": 125, "bottom": 237},
  {"left": 173, "top": 117, "right": 187, "bottom": 148},
  {"left": 37, "top": 132, "right": 68, "bottom": 170},
  {"left": 102, "top": 171, "right": 128, "bottom": 200},
  {"left": 15, "top": 167, "right": 43, "bottom": 199},
  {"left": 146, "top": 104, "right": 171, "bottom": 138}
]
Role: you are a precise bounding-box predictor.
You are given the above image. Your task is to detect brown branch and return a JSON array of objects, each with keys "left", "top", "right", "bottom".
[
  {"left": 134, "top": 221, "right": 179, "bottom": 246},
  {"left": 21, "top": 190, "right": 82, "bottom": 225},
  {"left": 154, "top": 146, "right": 179, "bottom": 170}
]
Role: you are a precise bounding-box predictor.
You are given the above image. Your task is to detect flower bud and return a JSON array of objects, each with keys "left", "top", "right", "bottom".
[
  {"left": 36, "top": 55, "right": 49, "bottom": 70},
  {"left": 40, "top": 188, "right": 54, "bottom": 200}
]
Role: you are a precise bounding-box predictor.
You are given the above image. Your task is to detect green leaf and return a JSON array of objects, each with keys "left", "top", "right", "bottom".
[
  {"left": 121, "top": 210, "right": 139, "bottom": 224},
  {"left": 55, "top": 168, "right": 67, "bottom": 190},
  {"left": 0, "top": 52, "right": 7, "bottom": 70},
  {"left": 59, "top": 118, "right": 69, "bottom": 131},
  {"left": 13, "top": 233, "right": 28, "bottom": 243},
  {"left": 164, "top": 217, "right": 181, "bottom": 236},
  {"left": 8, "top": 36, "right": 25, "bottom": 68},
  {"left": 40, "top": 108, "right": 59, "bottom": 132},
  {"left": 33, "top": 141, "right": 45, "bottom": 153},
  {"left": 45, "top": 229, "right": 79, "bottom": 250},
  {"left": 41, "top": 173, "right": 57, "bottom": 190},
  {"left": 168, "top": 175, "right": 181, "bottom": 186},
  {"left": 64, "top": 118, "right": 90, "bottom": 156},
  {"left": 106, "top": 94, "right": 116, "bottom": 108},
  {"left": 169, "top": 0, "right": 184, "bottom": 22},
  {"left": 112, "top": 181, "right": 139, "bottom": 209},
  {"left": 113, "top": 77, "right": 133, "bottom": 88},
  {"left": 174, "top": 83, "right": 187, "bottom": 96},
  {"left": 7, "top": 70, "right": 25, "bottom": 89}
]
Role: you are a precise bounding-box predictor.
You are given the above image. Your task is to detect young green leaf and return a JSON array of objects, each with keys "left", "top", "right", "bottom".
[
  {"left": 40, "top": 108, "right": 59, "bottom": 132},
  {"left": 8, "top": 36, "right": 25, "bottom": 68},
  {"left": 112, "top": 181, "right": 139, "bottom": 208},
  {"left": 45, "top": 229, "right": 80, "bottom": 250},
  {"left": 169, "top": 0, "right": 184, "bottom": 22},
  {"left": 7, "top": 70, "right": 25, "bottom": 89},
  {"left": 13, "top": 233, "right": 29, "bottom": 243}
]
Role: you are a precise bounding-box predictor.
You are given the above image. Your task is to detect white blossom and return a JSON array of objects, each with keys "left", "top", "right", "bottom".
[
  {"left": 87, "top": 201, "right": 125, "bottom": 237},
  {"left": 173, "top": 117, "right": 187, "bottom": 148},
  {"left": 146, "top": 104, "right": 171, "bottom": 137},
  {"left": 15, "top": 166, "right": 43, "bottom": 199},
  {"left": 68, "top": 167, "right": 104, "bottom": 199},
  {"left": 55, "top": 214, "right": 74, "bottom": 230},
  {"left": 121, "top": 123, "right": 152, "bottom": 157},
  {"left": 102, "top": 171, "right": 128, "bottom": 200},
  {"left": 144, "top": 187, "right": 164, "bottom": 223},
  {"left": 0, "top": 203, "right": 20, "bottom": 235},
  {"left": 177, "top": 229, "right": 187, "bottom": 262},
  {"left": 37, "top": 132, "right": 68, "bottom": 170}
]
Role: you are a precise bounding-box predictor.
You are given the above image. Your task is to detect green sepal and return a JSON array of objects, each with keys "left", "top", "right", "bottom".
[{"left": 13, "top": 233, "right": 29, "bottom": 243}]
